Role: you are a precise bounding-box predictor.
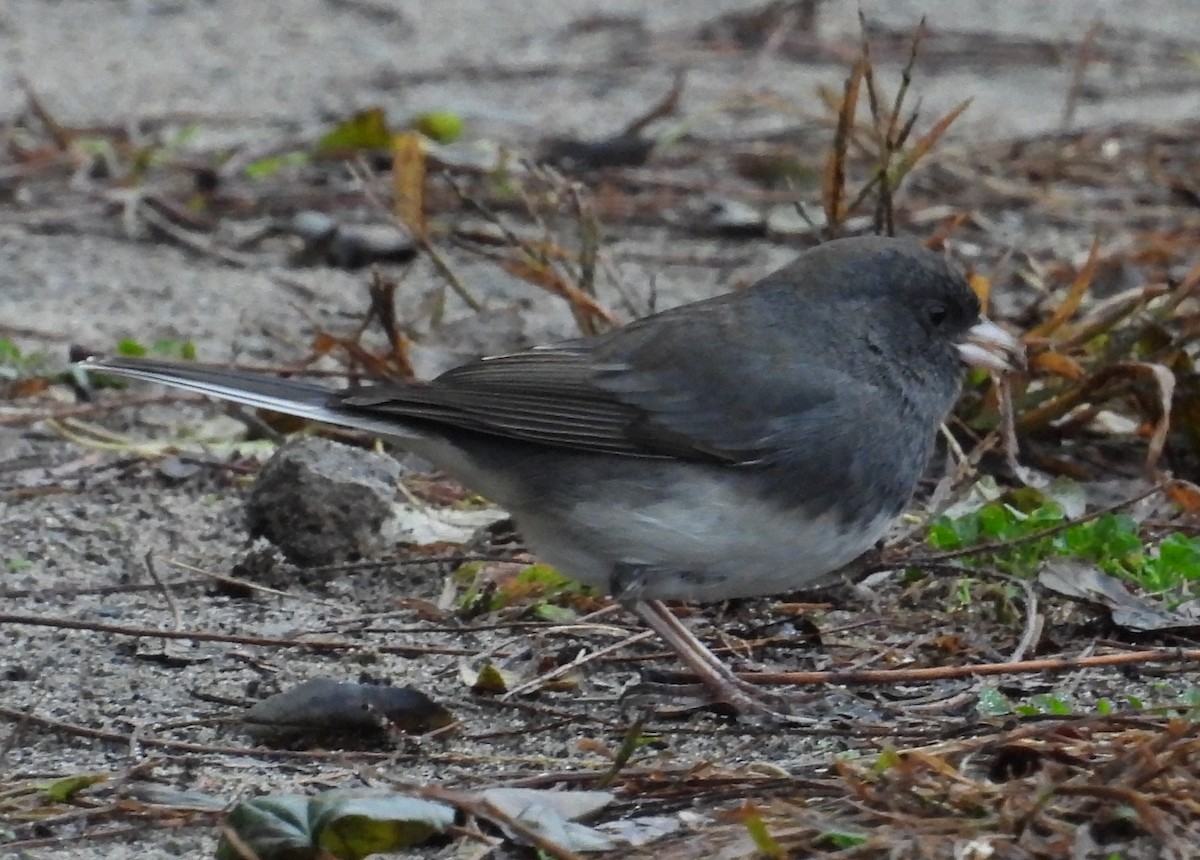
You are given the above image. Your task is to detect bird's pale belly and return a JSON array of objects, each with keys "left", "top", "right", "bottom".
[{"left": 512, "top": 471, "right": 894, "bottom": 603}]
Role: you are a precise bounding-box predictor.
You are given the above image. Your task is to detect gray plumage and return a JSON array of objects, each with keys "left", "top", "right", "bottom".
[{"left": 83, "top": 236, "right": 1022, "bottom": 712}]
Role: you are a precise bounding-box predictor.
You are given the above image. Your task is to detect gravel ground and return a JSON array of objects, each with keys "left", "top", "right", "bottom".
[{"left": 4, "top": 2, "right": 1200, "bottom": 857}]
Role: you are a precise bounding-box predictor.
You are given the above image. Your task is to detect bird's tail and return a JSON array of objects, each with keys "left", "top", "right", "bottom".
[{"left": 81, "top": 356, "right": 424, "bottom": 441}]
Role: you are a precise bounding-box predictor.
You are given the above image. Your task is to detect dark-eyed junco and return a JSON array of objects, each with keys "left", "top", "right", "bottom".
[{"left": 82, "top": 236, "right": 1022, "bottom": 717}]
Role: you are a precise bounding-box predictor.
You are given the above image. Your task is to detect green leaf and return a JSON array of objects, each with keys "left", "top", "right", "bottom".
[
  {"left": 412, "top": 111, "right": 465, "bottom": 144},
  {"left": 317, "top": 108, "right": 392, "bottom": 153},
  {"left": 216, "top": 794, "right": 312, "bottom": 860},
  {"left": 1029, "top": 694, "right": 1072, "bottom": 715},
  {"left": 244, "top": 151, "right": 309, "bottom": 179},
  {"left": 0, "top": 338, "right": 21, "bottom": 363},
  {"left": 452, "top": 561, "right": 488, "bottom": 612},
  {"left": 965, "top": 367, "right": 990, "bottom": 387},
  {"left": 742, "top": 813, "right": 785, "bottom": 859},
  {"left": 313, "top": 795, "right": 455, "bottom": 860},
  {"left": 921, "top": 486, "right": 1200, "bottom": 593},
  {"left": 819, "top": 830, "right": 869, "bottom": 849},
  {"left": 40, "top": 774, "right": 107, "bottom": 802},
  {"left": 873, "top": 746, "right": 901, "bottom": 772},
  {"left": 116, "top": 338, "right": 148, "bottom": 357},
  {"left": 169, "top": 124, "right": 200, "bottom": 149},
  {"left": 489, "top": 563, "right": 589, "bottom": 611},
  {"left": 1177, "top": 688, "right": 1200, "bottom": 709},
  {"left": 514, "top": 564, "right": 574, "bottom": 588},
  {"left": 469, "top": 663, "right": 509, "bottom": 693},
  {"left": 976, "top": 686, "right": 1013, "bottom": 717},
  {"left": 216, "top": 792, "right": 454, "bottom": 860},
  {"left": 144, "top": 338, "right": 198, "bottom": 360},
  {"left": 927, "top": 517, "right": 964, "bottom": 550},
  {"left": 74, "top": 137, "right": 114, "bottom": 157},
  {"left": 533, "top": 602, "right": 577, "bottom": 622},
  {"left": 977, "top": 503, "right": 1017, "bottom": 539},
  {"left": 0, "top": 338, "right": 49, "bottom": 378},
  {"left": 1157, "top": 534, "right": 1200, "bottom": 581}
]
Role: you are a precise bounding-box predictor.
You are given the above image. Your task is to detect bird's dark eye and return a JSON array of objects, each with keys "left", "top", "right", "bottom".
[{"left": 925, "top": 301, "right": 949, "bottom": 328}]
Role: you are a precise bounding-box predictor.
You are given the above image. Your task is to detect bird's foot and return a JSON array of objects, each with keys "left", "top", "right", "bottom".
[
  {"left": 626, "top": 599, "right": 838, "bottom": 725},
  {"left": 623, "top": 677, "right": 830, "bottom": 726}
]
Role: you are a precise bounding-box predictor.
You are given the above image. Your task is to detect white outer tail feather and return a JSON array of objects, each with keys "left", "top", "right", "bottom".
[{"left": 81, "top": 357, "right": 425, "bottom": 442}]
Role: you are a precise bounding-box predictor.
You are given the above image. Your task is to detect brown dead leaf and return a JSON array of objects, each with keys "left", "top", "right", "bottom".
[
  {"left": 1018, "top": 361, "right": 1174, "bottom": 473},
  {"left": 3, "top": 377, "right": 50, "bottom": 399},
  {"left": 499, "top": 257, "right": 617, "bottom": 329},
  {"left": 1166, "top": 480, "right": 1200, "bottom": 513},
  {"left": 822, "top": 57, "right": 864, "bottom": 229},
  {"left": 393, "top": 131, "right": 427, "bottom": 238},
  {"left": 1032, "top": 350, "right": 1086, "bottom": 380},
  {"left": 893, "top": 97, "right": 971, "bottom": 177},
  {"left": 310, "top": 332, "right": 340, "bottom": 356},
  {"left": 1028, "top": 236, "right": 1101, "bottom": 339}
]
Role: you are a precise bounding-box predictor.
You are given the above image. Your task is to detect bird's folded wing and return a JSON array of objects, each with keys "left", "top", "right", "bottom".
[
  {"left": 337, "top": 330, "right": 863, "bottom": 463},
  {"left": 337, "top": 346, "right": 663, "bottom": 456}
]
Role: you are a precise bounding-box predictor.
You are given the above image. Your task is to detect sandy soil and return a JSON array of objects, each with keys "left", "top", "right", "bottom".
[{"left": 3, "top": 2, "right": 1200, "bottom": 858}]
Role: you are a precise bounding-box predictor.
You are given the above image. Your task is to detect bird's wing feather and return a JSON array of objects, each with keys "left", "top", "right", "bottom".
[
  {"left": 86, "top": 294, "right": 881, "bottom": 463},
  {"left": 337, "top": 345, "right": 661, "bottom": 456},
  {"left": 338, "top": 308, "right": 874, "bottom": 462}
]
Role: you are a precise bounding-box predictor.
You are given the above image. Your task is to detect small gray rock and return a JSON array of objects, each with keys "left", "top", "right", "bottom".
[
  {"left": 245, "top": 437, "right": 402, "bottom": 566},
  {"left": 0, "top": 428, "right": 38, "bottom": 465},
  {"left": 287, "top": 211, "right": 416, "bottom": 270},
  {"left": 243, "top": 678, "right": 453, "bottom": 742}
]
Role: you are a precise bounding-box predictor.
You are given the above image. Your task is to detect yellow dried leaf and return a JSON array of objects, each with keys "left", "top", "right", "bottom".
[{"left": 392, "top": 131, "right": 427, "bottom": 238}]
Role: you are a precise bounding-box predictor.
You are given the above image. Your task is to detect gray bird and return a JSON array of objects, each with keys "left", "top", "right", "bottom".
[{"left": 82, "top": 236, "right": 1022, "bottom": 717}]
